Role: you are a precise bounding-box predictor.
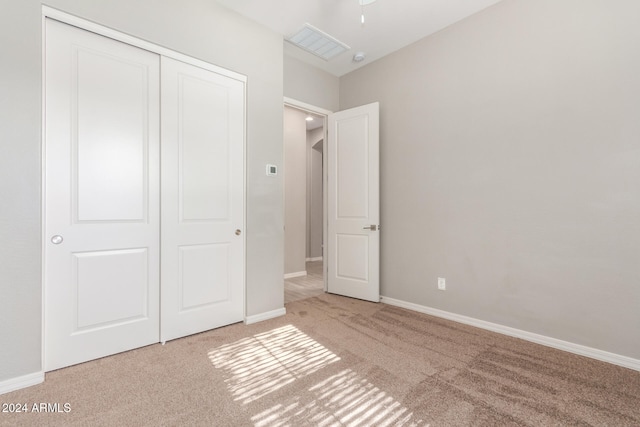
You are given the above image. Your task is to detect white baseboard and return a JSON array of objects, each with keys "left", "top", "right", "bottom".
[
  {"left": 284, "top": 271, "right": 307, "bottom": 279},
  {"left": 381, "top": 296, "right": 640, "bottom": 372},
  {"left": 0, "top": 371, "right": 44, "bottom": 395},
  {"left": 245, "top": 307, "right": 287, "bottom": 325},
  {"left": 306, "top": 257, "right": 323, "bottom": 262}
]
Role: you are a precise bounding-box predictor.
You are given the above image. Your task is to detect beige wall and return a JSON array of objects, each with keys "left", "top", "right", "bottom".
[
  {"left": 0, "top": 0, "right": 284, "bottom": 383},
  {"left": 284, "top": 107, "right": 308, "bottom": 274},
  {"left": 340, "top": 0, "right": 640, "bottom": 359},
  {"left": 284, "top": 55, "right": 339, "bottom": 112},
  {"left": 0, "top": 0, "right": 43, "bottom": 383}
]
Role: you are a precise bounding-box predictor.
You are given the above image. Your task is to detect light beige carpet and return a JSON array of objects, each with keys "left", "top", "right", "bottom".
[{"left": 1, "top": 293, "right": 639, "bottom": 426}]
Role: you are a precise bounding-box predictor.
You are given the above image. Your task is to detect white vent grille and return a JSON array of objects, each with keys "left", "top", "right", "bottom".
[{"left": 286, "top": 24, "right": 350, "bottom": 61}]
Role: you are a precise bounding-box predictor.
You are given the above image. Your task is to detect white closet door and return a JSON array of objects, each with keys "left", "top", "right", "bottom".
[
  {"left": 160, "top": 57, "right": 245, "bottom": 342},
  {"left": 44, "top": 19, "right": 160, "bottom": 371}
]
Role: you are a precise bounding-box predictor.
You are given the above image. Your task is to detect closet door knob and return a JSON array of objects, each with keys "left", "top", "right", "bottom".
[
  {"left": 235, "top": 229, "right": 242, "bottom": 236},
  {"left": 51, "top": 235, "right": 64, "bottom": 245}
]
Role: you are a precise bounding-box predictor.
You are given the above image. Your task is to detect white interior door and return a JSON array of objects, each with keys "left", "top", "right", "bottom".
[
  {"left": 44, "top": 19, "right": 160, "bottom": 371},
  {"left": 327, "top": 102, "right": 380, "bottom": 302},
  {"left": 160, "top": 57, "right": 245, "bottom": 342}
]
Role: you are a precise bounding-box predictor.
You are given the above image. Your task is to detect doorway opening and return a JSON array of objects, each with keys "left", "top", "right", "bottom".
[{"left": 283, "top": 99, "right": 330, "bottom": 303}]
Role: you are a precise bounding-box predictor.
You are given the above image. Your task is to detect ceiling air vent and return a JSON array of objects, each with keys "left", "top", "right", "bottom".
[{"left": 286, "top": 24, "right": 350, "bottom": 61}]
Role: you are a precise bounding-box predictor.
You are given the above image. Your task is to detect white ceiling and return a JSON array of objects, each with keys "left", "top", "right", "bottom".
[{"left": 216, "top": 0, "right": 503, "bottom": 77}]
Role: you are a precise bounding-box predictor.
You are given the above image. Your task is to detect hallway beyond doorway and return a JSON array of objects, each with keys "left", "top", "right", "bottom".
[{"left": 284, "top": 261, "right": 324, "bottom": 303}]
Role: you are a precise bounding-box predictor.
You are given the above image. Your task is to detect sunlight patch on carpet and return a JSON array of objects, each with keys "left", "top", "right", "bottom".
[
  {"left": 251, "top": 369, "right": 425, "bottom": 427},
  {"left": 208, "top": 324, "right": 340, "bottom": 404}
]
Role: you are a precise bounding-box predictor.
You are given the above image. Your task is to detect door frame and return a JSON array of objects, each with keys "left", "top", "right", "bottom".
[
  {"left": 283, "top": 97, "right": 332, "bottom": 291},
  {"left": 42, "top": 6, "right": 248, "bottom": 371}
]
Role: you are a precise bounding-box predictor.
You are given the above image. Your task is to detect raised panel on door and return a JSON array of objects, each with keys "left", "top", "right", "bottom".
[
  {"left": 75, "top": 47, "right": 149, "bottom": 222},
  {"left": 73, "top": 249, "right": 150, "bottom": 330},
  {"left": 44, "top": 18, "right": 160, "bottom": 371},
  {"left": 336, "top": 117, "right": 369, "bottom": 219},
  {"left": 327, "top": 103, "right": 380, "bottom": 302},
  {"left": 161, "top": 57, "right": 245, "bottom": 342},
  {"left": 179, "top": 244, "right": 231, "bottom": 310},
  {"left": 336, "top": 234, "right": 369, "bottom": 282}
]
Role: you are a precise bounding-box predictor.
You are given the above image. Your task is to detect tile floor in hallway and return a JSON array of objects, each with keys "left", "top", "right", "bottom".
[{"left": 284, "top": 261, "right": 324, "bottom": 303}]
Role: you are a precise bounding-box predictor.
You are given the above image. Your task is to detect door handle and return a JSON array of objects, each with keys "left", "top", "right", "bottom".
[
  {"left": 362, "top": 225, "right": 378, "bottom": 231},
  {"left": 235, "top": 229, "right": 242, "bottom": 236},
  {"left": 51, "top": 235, "right": 64, "bottom": 244}
]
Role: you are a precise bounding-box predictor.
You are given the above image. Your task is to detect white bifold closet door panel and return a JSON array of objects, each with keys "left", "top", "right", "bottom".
[
  {"left": 160, "top": 57, "right": 245, "bottom": 342},
  {"left": 44, "top": 18, "right": 161, "bottom": 371}
]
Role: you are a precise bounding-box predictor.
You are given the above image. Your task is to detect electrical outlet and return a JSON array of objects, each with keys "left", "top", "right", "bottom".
[{"left": 437, "top": 277, "right": 446, "bottom": 291}]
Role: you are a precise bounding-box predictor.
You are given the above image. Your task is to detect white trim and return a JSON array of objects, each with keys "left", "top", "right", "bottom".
[
  {"left": 0, "top": 372, "right": 44, "bottom": 395},
  {"left": 284, "top": 97, "right": 333, "bottom": 116},
  {"left": 40, "top": 8, "right": 48, "bottom": 380},
  {"left": 306, "top": 257, "right": 323, "bottom": 262},
  {"left": 42, "top": 6, "right": 246, "bottom": 83},
  {"left": 245, "top": 308, "right": 286, "bottom": 325},
  {"left": 381, "top": 296, "right": 640, "bottom": 372},
  {"left": 241, "top": 69, "right": 248, "bottom": 328},
  {"left": 284, "top": 271, "right": 307, "bottom": 279}
]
